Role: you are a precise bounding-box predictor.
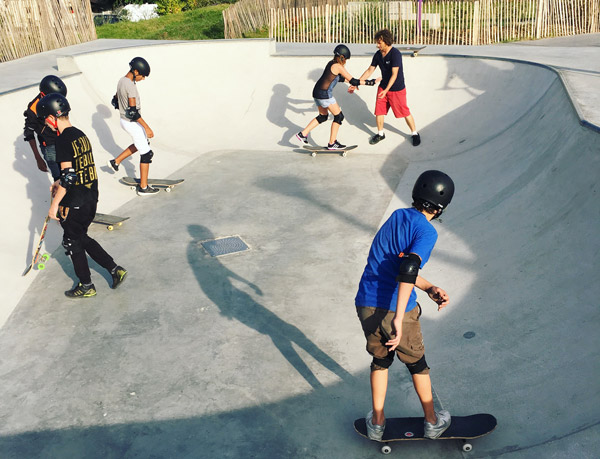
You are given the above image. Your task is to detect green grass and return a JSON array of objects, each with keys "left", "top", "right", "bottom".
[{"left": 96, "top": 5, "right": 243, "bottom": 40}]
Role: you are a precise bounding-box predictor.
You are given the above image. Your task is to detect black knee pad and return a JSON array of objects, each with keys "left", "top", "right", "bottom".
[
  {"left": 316, "top": 113, "right": 328, "bottom": 124},
  {"left": 140, "top": 150, "right": 154, "bottom": 164},
  {"left": 333, "top": 111, "right": 345, "bottom": 125},
  {"left": 371, "top": 354, "right": 394, "bottom": 371},
  {"left": 405, "top": 355, "right": 429, "bottom": 375},
  {"left": 62, "top": 236, "right": 84, "bottom": 256}
]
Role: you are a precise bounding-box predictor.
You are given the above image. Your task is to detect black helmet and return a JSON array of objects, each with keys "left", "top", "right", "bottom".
[
  {"left": 412, "top": 170, "right": 455, "bottom": 212},
  {"left": 334, "top": 44, "right": 351, "bottom": 60},
  {"left": 129, "top": 57, "right": 150, "bottom": 77},
  {"left": 37, "top": 93, "right": 71, "bottom": 119},
  {"left": 39, "top": 75, "right": 67, "bottom": 97}
]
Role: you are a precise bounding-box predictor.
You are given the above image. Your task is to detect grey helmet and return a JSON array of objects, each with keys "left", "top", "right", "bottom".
[
  {"left": 39, "top": 75, "right": 67, "bottom": 97},
  {"left": 334, "top": 44, "right": 351, "bottom": 60},
  {"left": 37, "top": 93, "right": 71, "bottom": 119},
  {"left": 129, "top": 57, "right": 150, "bottom": 77},
  {"left": 412, "top": 170, "right": 455, "bottom": 213}
]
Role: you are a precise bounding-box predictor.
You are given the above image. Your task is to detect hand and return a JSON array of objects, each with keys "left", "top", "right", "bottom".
[
  {"left": 427, "top": 286, "right": 450, "bottom": 311},
  {"left": 385, "top": 316, "right": 403, "bottom": 351},
  {"left": 49, "top": 203, "right": 60, "bottom": 221},
  {"left": 145, "top": 127, "right": 154, "bottom": 139},
  {"left": 347, "top": 85, "right": 358, "bottom": 94},
  {"left": 36, "top": 159, "right": 48, "bottom": 172},
  {"left": 378, "top": 89, "right": 388, "bottom": 99}
]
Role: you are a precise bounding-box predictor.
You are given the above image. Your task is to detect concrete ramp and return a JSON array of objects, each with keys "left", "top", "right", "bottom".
[{"left": 0, "top": 40, "right": 598, "bottom": 457}]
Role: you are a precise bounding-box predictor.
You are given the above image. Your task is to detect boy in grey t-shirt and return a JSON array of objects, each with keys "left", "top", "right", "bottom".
[{"left": 108, "top": 57, "right": 159, "bottom": 195}]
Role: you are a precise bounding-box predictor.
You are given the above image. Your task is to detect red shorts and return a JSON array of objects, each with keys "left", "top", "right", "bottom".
[{"left": 374, "top": 87, "right": 411, "bottom": 118}]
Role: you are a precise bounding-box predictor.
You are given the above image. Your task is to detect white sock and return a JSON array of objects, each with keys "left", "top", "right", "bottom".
[
  {"left": 378, "top": 130, "right": 384, "bottom": 136},
  {"left": 412, "top": 131, "right": 418, "bottom": 135}
]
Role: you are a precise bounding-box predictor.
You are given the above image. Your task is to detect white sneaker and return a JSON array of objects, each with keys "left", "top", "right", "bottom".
[
  {"left": 424, "top": 409, "right": 451, "bottom": 439},
  {"left": 366, "top": 410, "right": 385, "bottom": 441}
]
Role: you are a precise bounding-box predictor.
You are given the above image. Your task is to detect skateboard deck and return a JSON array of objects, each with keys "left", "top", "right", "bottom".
[
  {"left": 304, "top": 145, "right": 357, "bottom": 157},
  {"left": 23, "top": 215, "right": 51, "bottom": 276},
  {"left": 121, "top": 177, "right": 184, "bottom": 192},
  {"left": 354, "top": 413, "right": 496, "bottom": 454},
  {"left": 396, "top": 45, "right": 427, "bottom": 57},
  {"left": 92, "top": 213, "right": 129, "bottom": 231}
]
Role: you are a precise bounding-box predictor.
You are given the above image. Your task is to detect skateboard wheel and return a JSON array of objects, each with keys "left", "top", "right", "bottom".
[
  {"left": 381, "top": 444, "right": 392, "bottom": 454},
  {"left": 130, "top": 186, "right": 136, "bottom": 191},
  {"left": 462, "top": 442, "right": 473, "bottom": 452},
  {"left": 341, "top": 151, "right": 347, "bottom": 157},
  {"left": 311, "top": 152, "right": 316, "bottom": 157},
  {"left": 37, "top": 263, "right": 45, "bottom": 270},
  {"left": 165, "top": 188, "right": 172, "bottom": 192},
  {"left": 107, "top": 225, "right": 114, "bottom": 231},
  {"left": 41, "top": 253, "right": 50, "bottom": 262}
]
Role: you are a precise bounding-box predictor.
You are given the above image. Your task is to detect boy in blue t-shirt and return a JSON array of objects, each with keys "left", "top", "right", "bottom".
[{"left": 355, "top": 170, "right": 455, "bottom": 440}]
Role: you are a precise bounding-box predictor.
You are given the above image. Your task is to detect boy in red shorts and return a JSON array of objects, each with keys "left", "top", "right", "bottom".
[{"left": 351, "top": 29, "right": 421, "bottom": 147}]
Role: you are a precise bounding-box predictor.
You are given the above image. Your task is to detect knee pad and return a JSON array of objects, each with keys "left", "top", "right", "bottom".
[
  {"left": 405, "top": 355, "right": 429, "bottom": 375},
  {"left": 62, "top": 236, "right": 84, "bottom": 256},
  {"left": 316, "top": 113, "right": 328, "bottom": 124},
  {"left": 371, "top": 354, "right": 394, "bottom": 371},
  {"left": 140, "top": 150, "right": 154, "bottom": 164},
  {"left": 333, "top": 111, "right": 345, "bottom": 125}
]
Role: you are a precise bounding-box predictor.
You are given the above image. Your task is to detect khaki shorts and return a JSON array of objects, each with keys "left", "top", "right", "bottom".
[{"left": 356, "top": 304, "right": 428, "bottom": 372}]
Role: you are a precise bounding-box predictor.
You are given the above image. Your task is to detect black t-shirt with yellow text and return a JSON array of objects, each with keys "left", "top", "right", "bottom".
[{"left": 55, "top": 126, "right": 99, "bottom": 207}]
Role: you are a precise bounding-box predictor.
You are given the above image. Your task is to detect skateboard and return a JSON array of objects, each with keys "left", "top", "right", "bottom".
[
  {"left": 120, "top": 177, "right": 184, "bottom": 192},
  {"left": 304, "top": 145, "right": 357, "bottom": 157},
  {"left": 92, "top": 213, "right": 129, "bottom": 231},
  {"left": 354, "top": 413, "right": 497, "bottom": 454},
  {"left": 23, "top": 215, "right": 51, "bottom": 276},
  {"left": 396, "top": 45, "right": 427, "bottom": 57}
]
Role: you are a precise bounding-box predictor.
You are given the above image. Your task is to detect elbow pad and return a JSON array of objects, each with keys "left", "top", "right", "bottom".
[
  {"left": 338, "top": 74, "right": 345, "bottom": 82},
  {"left": 396, "top": 253, "right": 421, "bottom": 284},
  {"left": 349, "top": 77, "right": 361, "bottom": 86},
  {"left": 60, "top": 168, "right": 77, "bottom": 189},
  {"left": 124, "top": 106, "right": 141, "bottom": 121}
]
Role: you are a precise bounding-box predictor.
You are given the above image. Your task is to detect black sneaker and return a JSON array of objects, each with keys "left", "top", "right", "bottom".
[
  {"left": 111, "top": 266, "right": 127, "bottom": 289},
  {"left": 136, "top": 185, "right": 160, "bottom": 196},
  {"left": 412, "top": 133, "right": 421, "bottom": 147},
  {"left": 369, "top": 133, "right": 385, "bottom": 145},
  {"left": 108, "top": 159, "right": 119, "bottom": 172},
  {"left": 327, "top": 140, "right": 346, "bottom": 150},
  {"left": 65, "top": 282, "right": 96, "bottom": 298},
  {"left": 295, "top": 132, "right": 308, "bottom": 145}
]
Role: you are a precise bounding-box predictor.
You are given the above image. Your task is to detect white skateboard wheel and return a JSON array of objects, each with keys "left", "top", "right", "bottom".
[
  {"left": 311, "top": 152, "right": 316, "bottom": 157},
  {"left": 463, "top": 442, "right": 473, "bottom": 452},
  {"left": 381, "top": 444, "right": 392, "bottom": 454}
]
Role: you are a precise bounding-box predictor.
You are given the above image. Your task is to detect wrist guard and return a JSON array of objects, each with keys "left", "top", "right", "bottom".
[
  {"left": 349, "top": 77, "right": 361, "bottom": 86},
  {"left": 365, "top": 79, "right": 376, "bottom": 86},
  {"left": 111, "top": 95, "right": 119, "bottom": 110}
]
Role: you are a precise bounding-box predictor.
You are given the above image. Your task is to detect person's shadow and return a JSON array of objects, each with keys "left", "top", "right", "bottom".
[
  {"left": 92, "top": 104, "right": 137, "bottom": 178},
  {"left": 187, "top": 224, "right": 353, "bottom": 389},
  {"left": 266, "top": 84, "right": 313, "bottom": 147}
]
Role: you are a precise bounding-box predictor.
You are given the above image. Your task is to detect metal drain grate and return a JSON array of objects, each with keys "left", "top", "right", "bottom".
[{"left": 201, "top": 236, "right": 250, "bottom": 257}]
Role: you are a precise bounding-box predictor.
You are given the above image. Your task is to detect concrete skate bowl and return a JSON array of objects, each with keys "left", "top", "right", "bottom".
[{"left": 1, "top": 40, "right": 598, "bottom": 457}]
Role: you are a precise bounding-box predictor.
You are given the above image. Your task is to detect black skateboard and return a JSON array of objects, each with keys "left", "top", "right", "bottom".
[
  {"left": 92, "top": 213, "right": 129, "bottom": 231},
  {"left": 354, "top": 413, "right": 496, "bottom": 454},
  {"left": 304, "top": 145, "right": 357, "bottom": 157},
  {"left": 121, "top": 177, "right": 184, "bottom": 192}
]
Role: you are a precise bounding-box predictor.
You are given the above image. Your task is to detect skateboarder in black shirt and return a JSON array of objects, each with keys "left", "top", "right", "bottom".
[
  {"left": 23, "top": 75, "right": 67, "bottom": 181},
  {"left": 38, "top": 93, "right": 127, "bottom": 298}
]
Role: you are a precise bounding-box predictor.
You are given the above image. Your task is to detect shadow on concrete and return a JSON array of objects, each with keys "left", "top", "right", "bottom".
[
  {"left": 186, "top": 224, "right": 354, "bottom": 390},
  {"left": 266, "top": 84, "right": 313, "bottom": 148}
]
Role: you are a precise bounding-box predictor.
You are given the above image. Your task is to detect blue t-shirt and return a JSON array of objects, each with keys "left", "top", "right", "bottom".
[{"left": 355, "top": 208, "right": 438, "bottom": 312}]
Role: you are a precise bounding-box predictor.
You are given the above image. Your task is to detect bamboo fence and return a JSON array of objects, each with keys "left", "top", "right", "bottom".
[
  {"left": 0, "top": 0, "right": 96, "bottom": 63},
  {"left": 224, "top": 0, "right": 600, "bottom": 45}
]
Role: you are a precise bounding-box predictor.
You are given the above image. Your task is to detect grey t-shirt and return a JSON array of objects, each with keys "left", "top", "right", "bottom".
[{"left": 117, "top": 76, "right": 141, "bottom": 120}]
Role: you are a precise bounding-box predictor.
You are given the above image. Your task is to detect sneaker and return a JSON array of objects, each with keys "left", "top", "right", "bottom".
[
  {"left": 424, "top": 410, "right": 451, "bottom": 439},
  {"left": 369, "top": 133, "right": 386, "bottom": 145},
  {"left": 366, "top": 410, "right": 385, "bottom": 441},
  {"left": 136, "top": 185, "right": 160, "bottom": 196},
  {"left": 108, "top": 159, "right": 119, "bottom": 172},
  {"left": 327, "top": 140, "right": 346, "bottom": 150},
  {"left": 412, "top": 133, "right": 421, "bottom": 147},
  {"left": 295, "top": 131, "right": 308, "bottom": 145},
  {"left": 111, "top": 266, "right": 127, "bottom": 289},
  {"left": 65, "top": 282, "right": 96, "bottom": 298}
]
